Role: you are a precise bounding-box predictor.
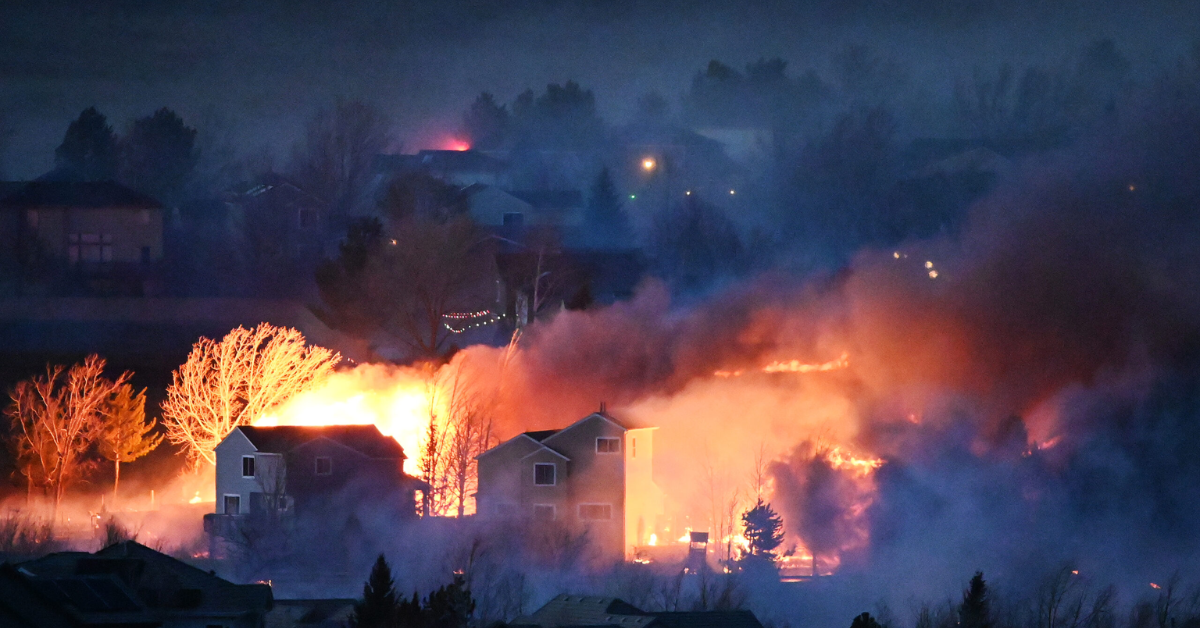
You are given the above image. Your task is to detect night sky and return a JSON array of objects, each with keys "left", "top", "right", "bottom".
[{"left": 2, "top": 0, "right": 1198, "bottom": 178}]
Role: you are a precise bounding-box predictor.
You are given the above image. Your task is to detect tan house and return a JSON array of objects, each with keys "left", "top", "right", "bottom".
[
  {"left": 475, "top": 410, "right": 663, "bottom": 561},
  {"left": 2, "top": 181, "right": 163, "bottom": 265}
]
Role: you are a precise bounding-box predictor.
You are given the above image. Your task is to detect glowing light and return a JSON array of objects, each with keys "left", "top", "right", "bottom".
[
  {"left": 648, "top": 533, "right": 658, "bottom": 546},
  {"left": 189, "top": 491, "right": 202, "bottom": 504},
  {"left": 686, "top": 190, "right": 692, "bottom": 195},
  {"left": 729, "top": 189, "right": 736, "bottom": 195},
  {"left": 1072, "top": 570, "right": 1079, "bottom": 575},
  {"left": 762, "top": 352, "right": 850, "bottom": 374},
  {"left": 1129, "top": 184, "right": 1136, "bottom": 191},
  {"left": 925, "top": 261, "right": 934, "bottom": 269},
  {"left": 928, "top": 270, "right": 938, "bottom": 279},
  {"left": 1152, "top": 583, "right": 1162, "bottom": 589},
  {"left": 630, "top": 194, "right": 636, "bottom": 199},
  {"left": 642, "top": 157, "right": 657, "bottom": 171},
  {"left": 824, "top": 446, "right": 884, "bottom": 477},
  {"left": 893, "top": 252, "right": 900, "bottom": 259}
]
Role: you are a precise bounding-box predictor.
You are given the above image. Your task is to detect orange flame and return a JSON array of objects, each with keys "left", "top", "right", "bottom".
[{"left": 715, "top": 352, "right": 850, "bottom": 378}]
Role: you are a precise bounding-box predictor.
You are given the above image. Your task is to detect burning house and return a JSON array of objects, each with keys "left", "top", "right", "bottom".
[
  {"left": 476, "top": 409, "right": 664, "bottom": 561},
  {"left": 205, "top": 425, "right": 426, "bottom": 536}
]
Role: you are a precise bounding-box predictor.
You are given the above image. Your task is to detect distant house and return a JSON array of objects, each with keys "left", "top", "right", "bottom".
[
  {"left": 512, "top": 594, "right": 766, "bottom": 628},
  {"left": 7, "top": 540, "right": 272, "bottom": 628},
  {"left": 0, "top": 180, "right": 164, "bottom": 294},
  {"left": 476, "top": 411, "right": 663, "bottom": 561},
  {"left": 464, "top": 184, "right": 585, "bottom": 229},
  {"left": 206, "top": 425, "right": 426, "bottom": 536},
  {"left": 375, "top": 150, "right": 510, "bottom": 187},
  {"left": 224, "top": 173, "right": 326, "bottom": 265}
]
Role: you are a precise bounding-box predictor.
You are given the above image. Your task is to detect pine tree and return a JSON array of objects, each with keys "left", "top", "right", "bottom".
[
  {"left": 55, "top": 107, "right": 119, "bottom": 181},
  {"left": 740, "top": 498, "right": 785, "bottom": 563},
  {"left": 586, "top": 167, "right": 630, "bottom": 246},
  {"left": 425, "top": 574, "right": 474, "bottom": 628},
  {"left": 350, "top": 555, "right": 400, "bottom": 628},
  {"left": 97, "top": 385, "right": 161, "bottom": 506},
  {"left": 121, "top": 107, "right": 197, "bottom": 205},
  {"left": 959, "top": 572, "right": 992, "bottom": 628}
]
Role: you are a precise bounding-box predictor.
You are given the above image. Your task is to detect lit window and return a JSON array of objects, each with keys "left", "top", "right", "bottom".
[
  {"left": 315, "top": 457, "right": 332, "bottom": 475},
  {"left": 596, "top": 437, "right": 621, "bottom": 454},
  {"left": 533, "top": 504, "right": 556, "bottom": 521},
  {"left": 241, "top": 456, "right": 255, "bottom": 478},
  {"left": 534, "top": 463, "right": 556, "bottom": 486},
  {"left": 578, "top": 504, "right": 612, "bottom": 520}
]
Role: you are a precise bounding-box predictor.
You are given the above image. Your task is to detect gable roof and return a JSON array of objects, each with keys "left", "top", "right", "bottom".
[
  {"left": 524, "top": 429, "right": 560, "bottom": 442},
  {"left": 514, "top": 595, "right": 765, "bottom": 628},
  {"left": 0, "top": 181, "right": 162, "bottom": 209},
  {"left": 236, "top": 425, "right": 405, "bottom": 460},
  {"left": 19, "top": 541, "right": 272, "bottom": 619}
]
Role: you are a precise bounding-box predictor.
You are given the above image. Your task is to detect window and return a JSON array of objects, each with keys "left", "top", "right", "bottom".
[
  {"left": 315, "top": 457, "right": 332, "bottom": 475},
  {"left": 223, "top": 494, "right": 240, "bottom": 515},
  {"left": 596, "top": 437, "right": 621, "bottom": 454},
  {"left": 493, "top": 503, "right": 517, "bottom": 517},
  {"left": 502, "top": 212, "right": 524, "bottom": 227},
  {"left": 241, "top": 456, "right": 255, "bottom": 478},
  {"left": 67, "top": 233, "right": 112, "bottom": 263},
  {"left": 532, "top": 504, "right": 556, "bottom": 521},
  {"left": 533, "top": 463, "right": 556, "bottom": 486},
  {"left": 578, "top": 504, "right": 613, "bottom": 520}
]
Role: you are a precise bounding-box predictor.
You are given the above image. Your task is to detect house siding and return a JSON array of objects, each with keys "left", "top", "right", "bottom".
[{"left": 213, "top": 429, "right": 259, "bottom": 514}]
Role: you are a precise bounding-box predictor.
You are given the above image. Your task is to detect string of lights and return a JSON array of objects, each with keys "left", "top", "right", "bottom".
[{"left": 442, "top": 310, "right": 506, "bottom": 333}]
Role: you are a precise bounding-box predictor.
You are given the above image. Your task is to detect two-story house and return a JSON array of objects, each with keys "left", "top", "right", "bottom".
[
  {"left": 475, "top": 410, "right": 663, "bottom": 561},
  {"left": 207, "top": 425, "right": 425, "bottom": 535},
  {"left": 0, "top": 181, "right": 164, "bottom": 294}
]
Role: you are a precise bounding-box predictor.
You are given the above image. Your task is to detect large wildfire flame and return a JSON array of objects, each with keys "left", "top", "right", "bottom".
[{"left": 254, "top": 364, "right": 444, "bottom": 477}]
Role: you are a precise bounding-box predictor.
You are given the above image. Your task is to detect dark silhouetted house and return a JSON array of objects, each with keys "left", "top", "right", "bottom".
[
  {"left": 476, "top": 411, "right": 663, "bottom": 561},
  {"left": 265, "top": 598, "right": 355, "bottom": 628},
  {"left": 0, "top": 181, "right": 164, "bottom": 295},
  {"left": 206, "top": 425, "right": 426, "bottom": 537},
  {"left": 375, "top": 150, "right": 510, "bottom": 187},
  {"left": 512, "top": 594, "right": 766, "bottom": 628},
  {"left": 8, "top": 540, "right": 272, "bottom": 627},
  {"left": 225, "top": 173, "right": 326, "bottom": 264}
]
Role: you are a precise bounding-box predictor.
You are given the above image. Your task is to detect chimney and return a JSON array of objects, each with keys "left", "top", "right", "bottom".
[{"left": 599, "top": 401, "right": 607, "bottom": 414}]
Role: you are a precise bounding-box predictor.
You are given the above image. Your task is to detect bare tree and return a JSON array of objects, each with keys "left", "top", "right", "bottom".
[
  {"left": 97, "top": 384, "right": 162, "bottom": 507},
  {"left": 5, "top": 355, "right": 130, "bottom": 519},
  {"left": 441, "top": 366, "right": 495, "bottom": 517},
  {"left": 161, "top": 324, "right": 340, "bottom": 468},
  {"left": 290, "top": 99, "right": 394, "bottom": 221}
]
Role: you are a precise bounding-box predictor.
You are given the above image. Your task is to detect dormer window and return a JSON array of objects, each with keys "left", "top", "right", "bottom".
[
  {"left": 315, "top": 457, "right": 332, "bottom": 476},
  {"left": 596, "top": 437, "right": 621, "bottom": 454},
  {"left": 534, "top": 463, "right": 556, "bottom": 485}
]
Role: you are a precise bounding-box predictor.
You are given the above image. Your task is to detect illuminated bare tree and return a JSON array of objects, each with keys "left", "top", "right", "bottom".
[
  {"left": 418, "top": 362, "right": 496, "bottom": 517},
  {"left": 161, "top": 324, "right": 340, "bottom": 468},
  {"left": 5, "top": 355, "right": 130, "bottom": 519},
  {"left": 97, "top": 384, "right": 162, "bottom": 507}
]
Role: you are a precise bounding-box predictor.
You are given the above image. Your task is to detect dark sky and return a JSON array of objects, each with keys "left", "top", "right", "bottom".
[{"left": 1, "top": 0, "right": 1197, "bottom": 178}]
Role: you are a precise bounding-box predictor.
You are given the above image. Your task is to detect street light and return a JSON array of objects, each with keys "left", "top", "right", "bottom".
[{"left": 642, "top": 157, "right": 657, "bottom": 172}]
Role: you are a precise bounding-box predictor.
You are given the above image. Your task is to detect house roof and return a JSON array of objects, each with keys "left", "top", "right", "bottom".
[
  {"left": 524, "top": 429, "right": 560, "bottom": 442},
  {"left": 19, "top": 541, "right": 272, "bottom": 620},
  {"left": 236, "top": 425, "right": 406, "bottom": 460},
  {"left": 0, "top": 181, "right": 163, "bottom": 209},
  {"left": 513, "top": 594, "right": 655, "bottom": 628},
  {"left": 514, "top": 595, "right": 766, "bottom": 628},
  {"left": 508, "top": 189, "right": 584, "bottom": 209}
]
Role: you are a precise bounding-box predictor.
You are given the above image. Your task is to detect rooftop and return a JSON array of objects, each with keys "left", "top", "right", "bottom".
[
  {"left": 0, "top": 181, "right": 162, "bottom": 209},
  {"left": 237, "top": 424, "right": 406, "bottom": 460}
]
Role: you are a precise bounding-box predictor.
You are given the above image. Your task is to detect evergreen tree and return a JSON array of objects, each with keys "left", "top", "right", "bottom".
[
  {"left": 349, "top": 555, "right": 400, "bottom": 628},
  {"left": 55, "top": 107, "right": 118, "bottom": 181},
  {"left": 121, "top": 107, "right": 197, "bottom": 205},
  {"left": 850, "top": 612, "right": 884, "bottom": 628},
  {"left": 959, "top": 571, "right": 992, "bottom": 628},
  {"left": 97, "top": 385, "right": 161, "bottom": 507},
  {"left": 740, "top": 498, "right": 785, "bottom": 563},
  {"left": 461, "top": 92, "right": 509, "bottom": 150},
  {"left": 586, "top": 167, "right": 629, "bottom": 246},
  {"left": 425, "top": 574, "right": 474, "bottom": 628}
]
